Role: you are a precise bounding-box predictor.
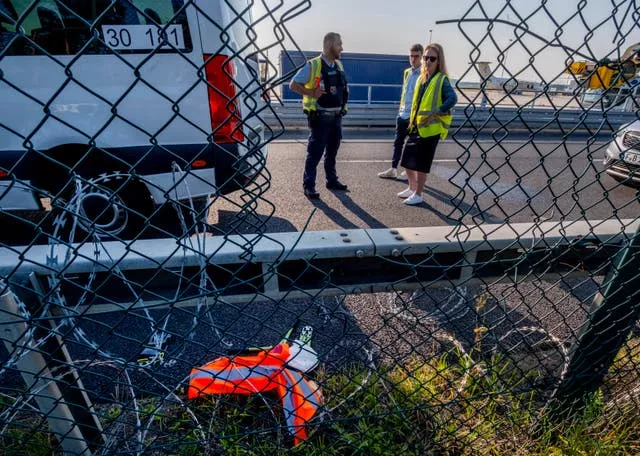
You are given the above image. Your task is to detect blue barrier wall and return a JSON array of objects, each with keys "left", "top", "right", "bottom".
[{"left": 280, "top": 50, "right": 409, "bottom": 104}]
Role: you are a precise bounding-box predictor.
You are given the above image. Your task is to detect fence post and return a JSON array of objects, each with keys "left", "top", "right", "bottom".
[
  {"left": 549, "top": 225, "right": 640, "bottom": 416},
  {"left": 0, "top": 281, "right": 103, "bottom": 455}
]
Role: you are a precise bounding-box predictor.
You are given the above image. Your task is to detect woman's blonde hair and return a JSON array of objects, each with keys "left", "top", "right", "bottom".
[{"left": 420, "top": 43, "right": 448, "bottom": 83}]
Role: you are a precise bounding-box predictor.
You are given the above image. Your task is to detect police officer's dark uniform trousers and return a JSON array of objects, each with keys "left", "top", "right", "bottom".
[{"left": 303, "top": 61, "right": 349, "bottom": 195}]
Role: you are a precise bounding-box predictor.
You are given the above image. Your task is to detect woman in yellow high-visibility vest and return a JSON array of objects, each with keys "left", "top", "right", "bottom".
[{"left": 398, "top": 43, "right": 457, "bottom": 205}]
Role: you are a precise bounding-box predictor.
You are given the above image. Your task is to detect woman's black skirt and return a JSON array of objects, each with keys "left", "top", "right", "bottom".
[{"left": 400, "top": 134, "right": 440, "bottom": 173}]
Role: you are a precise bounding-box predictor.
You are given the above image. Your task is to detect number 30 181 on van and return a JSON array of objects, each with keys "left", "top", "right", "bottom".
[{"left": 0, "top": 0, "right": 267, "bottom": 240}]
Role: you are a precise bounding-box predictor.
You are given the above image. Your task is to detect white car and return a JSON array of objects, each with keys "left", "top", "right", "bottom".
[
  {"left": 0, "top": 0, "right": 266, "bottom": 238},
  {"left": 603, "top": 120, "right": 640, "bottom": 186}
]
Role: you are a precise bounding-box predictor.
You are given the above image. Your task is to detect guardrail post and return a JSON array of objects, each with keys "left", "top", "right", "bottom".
[
  {"left": 548, "top": 224, "right": 640, "bottom": 416},
  {"left": 0, "top": 281, "right": 103, "bottom": 455}
]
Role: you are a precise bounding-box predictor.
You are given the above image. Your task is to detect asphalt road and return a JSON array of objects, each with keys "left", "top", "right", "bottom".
[
  {"left": 2, "top": 130, "right": 632, "bottom": 245},
  {"left": 210, "top": 130, "right": 638, "bottom": 235}
]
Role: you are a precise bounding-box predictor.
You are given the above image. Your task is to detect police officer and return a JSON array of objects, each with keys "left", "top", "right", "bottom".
[{"left": 290, "top": 32, "right": 349, "bottom": 199}]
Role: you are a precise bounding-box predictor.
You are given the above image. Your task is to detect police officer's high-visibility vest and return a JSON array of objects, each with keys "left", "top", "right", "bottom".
[
  {"left": 188, "top": 343, "right": 323, "bottom": 445},
  {"left": 398, "top": 68, "right": 414, "bottom": 112},
  {"left": 302, "top": 56, "right": 348, "bottom": 112},
  {"left": 410, "top": 71, "right": 453, "bottom": 140}
]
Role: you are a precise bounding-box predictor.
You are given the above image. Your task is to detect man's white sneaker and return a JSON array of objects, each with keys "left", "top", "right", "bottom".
[
  {"left": 403, "top": 194, "right": 423, "bottom": 205},
  {"left": 397, "top": 188, "right": 413, "bottom": 198},
  {"left": 378, "top": 167, "right": 398, "bottom": 179},
  {"left": 397, "top": 170, "right": 408, "bottom": 182}
]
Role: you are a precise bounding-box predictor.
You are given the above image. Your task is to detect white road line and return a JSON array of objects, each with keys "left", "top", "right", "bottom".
[
  {"left": 273, "top": 139, "right": 604, "bottom": 145},
  {"left": 337, "top": 159, "right": 459, "bottom": 163}
]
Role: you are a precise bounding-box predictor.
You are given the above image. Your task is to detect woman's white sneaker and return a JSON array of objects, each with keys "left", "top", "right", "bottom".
[
  {"left": 403, "top": 194, "right": 423, "bottom": 205},
  {"left": 397, "top": 188, "right": 413, "bottom": 198}
]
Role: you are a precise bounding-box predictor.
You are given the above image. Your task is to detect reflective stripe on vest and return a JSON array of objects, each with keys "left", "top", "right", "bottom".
[
  {"left": 398, "top": 68, "right": 413, "bottom": 111},
  {"left": 188, "top": 345, "right": 289, "bottom": 397},
  {"left": 187, "top": 342, "right": 323, "bottom": 446},
  {"left": 412, "top": 72, "right": 453, "bottom": 140},
  {"left": 189, "top": 365, "right": 280, "bottom": 395},
  {"left": 302, "top": 56, "right": 347, "bottom": 112},
  {"left": 277, "top": 368, "right": 323, "bottom": 445}
]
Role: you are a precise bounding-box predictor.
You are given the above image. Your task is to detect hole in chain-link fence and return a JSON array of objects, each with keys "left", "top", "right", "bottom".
[{"left": 1, "top": 0, "right": 640, "bottom": 454}]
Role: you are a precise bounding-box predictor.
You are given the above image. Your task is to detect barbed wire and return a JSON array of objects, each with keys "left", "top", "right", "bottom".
[{"left": 1, "top": 0, "right": 640, "bottom": 454}]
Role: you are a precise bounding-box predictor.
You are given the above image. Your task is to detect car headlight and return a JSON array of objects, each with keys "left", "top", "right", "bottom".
[{"left": 621, "top": 130, "right": 640, "bottom": 150}]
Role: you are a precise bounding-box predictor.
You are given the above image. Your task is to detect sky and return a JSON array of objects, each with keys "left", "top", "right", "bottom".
[{"left": 251, "top": 0, "right": 640, "bottom": 83}]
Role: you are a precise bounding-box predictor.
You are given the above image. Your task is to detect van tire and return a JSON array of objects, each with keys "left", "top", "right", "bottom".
[
  {"left": 52, "top": 174, "right": 154, "bottom": 241},
  {"left": 153, "top": 197, "right": 210, "bottom": 237}
]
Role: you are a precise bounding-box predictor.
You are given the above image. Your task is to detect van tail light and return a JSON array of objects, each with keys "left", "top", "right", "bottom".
[{"left": 203, "top": 54, "right": 245, "bottom": 143}]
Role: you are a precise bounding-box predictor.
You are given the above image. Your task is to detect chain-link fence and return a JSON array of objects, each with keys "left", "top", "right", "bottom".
[{"left": 1, "top": 0, "right": 640, "bottom": 454}]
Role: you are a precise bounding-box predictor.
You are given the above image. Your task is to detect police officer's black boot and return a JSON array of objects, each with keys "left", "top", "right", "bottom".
[{"left": 304, "top": 187, "right": 320, "bottom": 199}]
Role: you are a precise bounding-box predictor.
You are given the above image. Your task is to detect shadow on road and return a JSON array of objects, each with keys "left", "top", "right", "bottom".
[
  {"left": 312, "top": 190, "right": 387, "bottom": 230},
  {"left": 420, "top": 199, "right": 457, "bottom": 225},
  {"left": 213, "top": 210, "right": 298, "bottom": 234},
  {"left": 422, "top": 185, "right": 504, "bottom": 225},
  {"left": 308, "top": 196, "right": 359, "bottom": 230}
]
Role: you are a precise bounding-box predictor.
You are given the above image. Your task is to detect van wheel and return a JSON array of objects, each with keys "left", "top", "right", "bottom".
[
  {"left": 154, "top": 197, "right": 210, "bottom": 237},
  {"left": 53, "top": 174, "right": 153, "bottom": 241}
]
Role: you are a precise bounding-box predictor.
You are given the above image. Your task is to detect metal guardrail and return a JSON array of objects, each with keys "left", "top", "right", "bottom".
[
  {"left": 2, "top": 219, "right": 635, "bottom": 312},
  {"left": 263, "top": 102, "right": 638, "bottom": 130}
]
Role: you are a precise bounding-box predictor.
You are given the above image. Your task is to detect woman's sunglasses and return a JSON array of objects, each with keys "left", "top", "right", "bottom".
[{"left": 424, "top": 56, "right": 438, "bottom": 62}]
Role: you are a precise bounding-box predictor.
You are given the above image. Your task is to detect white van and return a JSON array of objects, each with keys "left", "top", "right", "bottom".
[{"left": 0, "top": 0, "right": 266, "bottom": 238}]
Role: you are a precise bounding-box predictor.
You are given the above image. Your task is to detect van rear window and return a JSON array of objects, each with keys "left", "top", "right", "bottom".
[{"left": 0, "top": 0, "right": 192, "bottom": 56}]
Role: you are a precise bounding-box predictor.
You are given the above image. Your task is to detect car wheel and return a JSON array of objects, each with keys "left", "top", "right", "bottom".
[
  {"left": 152, "top": 197, "right": 210, "bottom": 237},
  {"left": 52, "top": 173, "right": 154, "bottom": 241}
]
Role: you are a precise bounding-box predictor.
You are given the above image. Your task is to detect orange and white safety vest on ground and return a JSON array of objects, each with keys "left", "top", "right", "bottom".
[{"left": 188, "top": 343, "right": 323, "bottom": 445}]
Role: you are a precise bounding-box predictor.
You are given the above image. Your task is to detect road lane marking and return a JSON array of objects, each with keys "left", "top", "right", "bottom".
[
  {"left": 273, "top": 139, "right": 605, "bottom": 145},
  {"left": 337, "top": 159, "right": 459, "bottom": 163}
]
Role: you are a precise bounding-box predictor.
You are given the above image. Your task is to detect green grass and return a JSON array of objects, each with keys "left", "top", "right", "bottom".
[
  {"left": 0, "top": 415, "right": 61, "bottom": 455},
  {"left": 126, "top": 350, "right": 639, "bottom": 455},
  {"left": 2, "top": 342, "right": 640, "bottom": 455}
]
